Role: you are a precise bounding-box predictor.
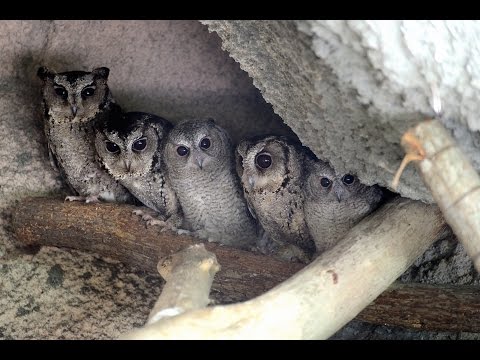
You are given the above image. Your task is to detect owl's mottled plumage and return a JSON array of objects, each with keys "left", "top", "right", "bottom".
[
  {"left": 94, "top": 112, "right": 181, "bottom": 225},
  {"left": 163, "top": 118, "right": 258, "bottom": 249},
  {"left": 236, "top": 135, "right": 317, "bottom": 261},
  {"left": 304, "top": 160, "right": 384, "bottom": 253},
  {"left": 37, "top": 66, "right": 132, "bottom": 203}
]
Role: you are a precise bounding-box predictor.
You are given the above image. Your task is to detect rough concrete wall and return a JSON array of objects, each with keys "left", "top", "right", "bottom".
[
  {"left": 202, "top": 20, "right": 480, "bottom": 204},
  {"left": 0, "top": 20, "right": 291, "bottom": 339}
]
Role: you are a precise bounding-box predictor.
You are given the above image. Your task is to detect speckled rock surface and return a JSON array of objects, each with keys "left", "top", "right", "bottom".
[
  {"left": 0, "top": 248, "right": 162, "bottom": 339},
  {"left": 0, "top": 20, "right": 292, "bottom": 339}
]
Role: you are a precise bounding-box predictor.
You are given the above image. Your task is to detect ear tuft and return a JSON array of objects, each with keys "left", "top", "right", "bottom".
[
  {"left": 92, "top": 67, "right": 110, "bottom": 79},
  {"left": 37, "top": 66, "right": 55, "bottom": 81}
]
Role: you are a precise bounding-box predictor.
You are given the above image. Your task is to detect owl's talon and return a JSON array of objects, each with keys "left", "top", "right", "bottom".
[
  {"left": 142, "top": 214, "right": 154, "bottom": 222},
  {"left": 85, "top": 195, "right": 100, "bottom": 204},
  {"left": 146, "top": 219, "right": 167, "bottom": 227},
  {"left": 176, "top": 229, "right": 192, "bottom": 236},
  {"left": 65, "top": 196, "right": 86, "bottom": 202},
  {"left": 160, "top": 225, "right": 177, "bottom": 233},
  {"left": 132, "top": 208, "right": 165, "bottom": 224}
]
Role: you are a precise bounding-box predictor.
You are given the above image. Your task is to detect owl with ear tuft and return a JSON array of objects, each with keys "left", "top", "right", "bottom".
[
  {"left": 37, "top": 66, "right": 132, "bottom": 203},
  {"left": 304, "top": 160, "right": 384, "bottom": 253},
  {"left": 163, "top": 118, "right": 259, "bottom": 249},
  {"left": 94, "top": 111, "right": 181, "bottom": 228},
  {"left": 236, "top": 135, "right": 317, "bottom": 262}
]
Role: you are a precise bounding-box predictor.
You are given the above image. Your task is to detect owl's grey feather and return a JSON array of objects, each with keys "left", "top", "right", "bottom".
[
  {"left": 304, "top": 160, "right": 384, "bottom": 253},
  {"left": 163, "top": 118, "right": 258, "bottom": 249},
  {"left": 236, "top": 135, "right": 317, "bottom": 261},
  {"left": 94, "top": 111, "right": 180, "bottom": 225},
  {"left": 37, "top": 66, "right": 132, "bottom": 203}
]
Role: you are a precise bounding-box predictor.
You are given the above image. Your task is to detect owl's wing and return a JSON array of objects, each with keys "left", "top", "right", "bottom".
[
  {"left": 244, "top": 194, "right": 258, "bottom": 220},
  {"left": 368, "top": 185, "right": 385, "bottom": 209},
  {"left": 47, "top": 143, "right": 61, "bottom": 174},
  {"left": 47, "top": 142, "right": 79, "bottom": 196}
]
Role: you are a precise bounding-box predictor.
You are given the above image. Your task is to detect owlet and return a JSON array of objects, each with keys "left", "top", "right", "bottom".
[
  {"left": 37, "top": 66, "right": 132, "bottom": 203},
  {"left": 163, "top": 118, "right": 258, "bottom": 249}
]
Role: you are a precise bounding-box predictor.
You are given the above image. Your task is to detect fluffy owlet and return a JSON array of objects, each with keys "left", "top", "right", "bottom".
[
  {"left": 304, "top": 160, "right": 384, "bottom": 253},
  {"left": 37, "top": 66, "right": 132, "bottom": 203},
  {"left": 236, "top": 135, "right": 317, "bottom": 262},
  {"left": 94, "top": 111, "right": 181, "bottom": 228},
  {"left": 163, "top": 118, "right": 258, "bottom": 249}
]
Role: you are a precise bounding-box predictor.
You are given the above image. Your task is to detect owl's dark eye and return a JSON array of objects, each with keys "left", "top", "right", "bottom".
[
  {"left": 132, "top": 138, "right": 147, "bottom": 152},
  {"left": 105, "top": 141, "right": 120, "bottom": 154},
  {"left": 255, "top": 153, "right": 272, "bottom": 169},
  {"left": 342, "top": 174, "right": 355, "bottom": 185},
  {"left": 177, "top": 146, "right": 189, "bottom": 157},
  {"left": 82, "top": 87, "right": 95, "bottom": 98},
  {"left": 200, "top": 137, "right": 211, "bottom": 149},
  {"left": 54, "top": 87, "right": 68, "bottom": 99},
  {"left": 320, "top": 177, "right": 331, "bottom": 188}
]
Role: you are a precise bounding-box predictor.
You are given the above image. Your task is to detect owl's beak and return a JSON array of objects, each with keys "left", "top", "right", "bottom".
[
  {"left": 335, "top": 191, "right": 342, "bottom": 202},
  {"left": 71, "top": 105, "right": 78, "bottom": 117},
  {"left": 124, "top": 160, "right": 132, "bottom": 172},
  {"left": 194, "top": 154, "right": 205, "bottom": 170},
  {"left": 333, "top": 183, "right": 343, "bottom": 202},
  {"left": 248, "top": 176, "right": 255, "bottom": 188}
]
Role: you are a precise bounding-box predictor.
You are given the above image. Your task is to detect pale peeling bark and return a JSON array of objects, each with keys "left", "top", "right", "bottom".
[
  {"left": 121, "top": 197, "right": 446, "bottom": 339},
  {"left": 147, "top": 244, "right": 220, "bottom": 324},
  {"left": 398, "top": 119, "right": 480, "bottom": 272}
]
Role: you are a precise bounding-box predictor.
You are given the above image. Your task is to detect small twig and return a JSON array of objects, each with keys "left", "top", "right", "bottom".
[{"left": 391, "top": 132, "right": 426, "bottom": 190}]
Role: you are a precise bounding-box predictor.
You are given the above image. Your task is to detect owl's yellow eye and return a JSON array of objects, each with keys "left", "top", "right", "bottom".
[{"left": 105, "top": 141, "right": 120, "bottom": 154}]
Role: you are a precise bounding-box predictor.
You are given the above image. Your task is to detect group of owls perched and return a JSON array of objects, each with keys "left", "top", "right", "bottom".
[{"left": 37, "top": 66, "right": 385, "bottom": 263}]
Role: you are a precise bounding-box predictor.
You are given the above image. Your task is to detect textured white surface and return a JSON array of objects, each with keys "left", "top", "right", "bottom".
[
  {"left": 204, "top": 20, "right": 480, "bottom": 203},
  {"left": 299, "top": 20, "right": 480, "bottom": 130}
]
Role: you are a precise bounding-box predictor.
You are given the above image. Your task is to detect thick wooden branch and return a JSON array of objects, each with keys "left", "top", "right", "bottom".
[
  {"left": 147, "top": 244, "right": 220, "bottom": 324},
  {"left": 11, "top": 197, "right": 303, "bottom": 304},
  {"left": 358, "top": 282, "right": 480, "bottom": 333},
  {"left": 399, "top": 119, "right": 480, "bottom": 272},
  {"left": 15, "top": 197, "right": 480, "bottom": 335},
  {"left": 122, "top": 197, "right": 444, "bottom": 339}
]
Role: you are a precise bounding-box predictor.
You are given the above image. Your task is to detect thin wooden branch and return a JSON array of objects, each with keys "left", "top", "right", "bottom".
[
  {"left": 120, "top": 197, "right": 447, "bottom": 339},
  {"left": 11, "top": 197, "right": 303, "bottom": 304},
  {"left": 147, "top": 244, "right": 220, "bottom": 324},
  {"left": 398, "top": 119, "right": 480, "bottom": 272}
]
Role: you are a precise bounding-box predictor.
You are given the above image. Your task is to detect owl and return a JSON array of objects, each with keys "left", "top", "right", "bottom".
[
  {"left": 236, "top": 135, "right": 317, "bottom": 262},
  {"left": 304, "top": 160, "right": 384, "bottom": 253},
  {"left": 37, "top": 66, "right": 132, "bottom": 203},
  {"left": 163, "top": 118, "right": 258, "bottom": 249},
  {"left": 94, "top": 111, "right": 181, "bottom": 228}
]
